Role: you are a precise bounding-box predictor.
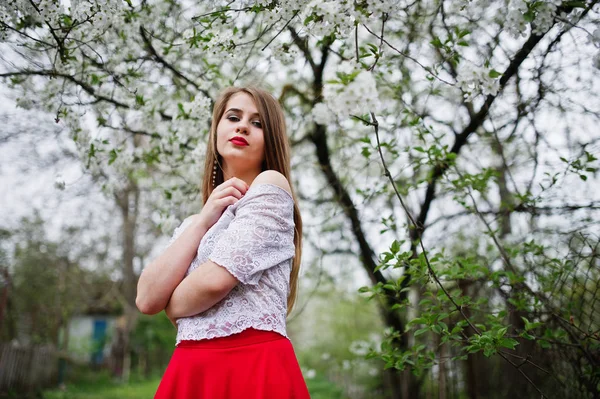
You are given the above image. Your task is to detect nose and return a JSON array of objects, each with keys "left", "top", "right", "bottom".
[{"left": 236, "top": 119, "right": 249, "bottom": 134}]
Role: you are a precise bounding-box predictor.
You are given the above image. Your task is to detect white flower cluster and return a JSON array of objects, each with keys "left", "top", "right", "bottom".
[
  {"left": 456, "top": 64, "right": 500, "bottom": 101},
  {"left": 190, "top": 142, "right": 207, "bottom": 167},
  {"left": 187, "top": 95, "right": 212, "bottom": 122},
  {"left": 111, "top": 148, "right": 134, "bottom": 175},
  {"left": 74, "top": 0, "right": 123, "bottom": 39},
  {"left": 159, "top": 213, "right": 180, "bottom": 235},
  {"left": 505, "top": 0, "right": 529, "bottom": 38},
  {"left": 307, "top": 0, "right": 354, "bottom": 36},
  {"left": 322, "top": 64, "right": 381, "bottom": 120},
  {"left": 272, "top": 45, "right": 300, "bottom": 66},
  {"left": 311, "top": 102, "right": 335, "bottom": 125},
  {"left": 504, "top": 0, "right": 564, "bottom": 38},
  {"left": 37, "top": 0, "right": 63, "bottom": 23},
  {"left": 364, "top": 0, "right": 405, "bottom": 15},
  {"left": 531, "top": 1, "right": 561, "bottom": 35},
  {"left": 303, "top": 368, "right": 317, "bottom": 379},
  {"left": 348, "top": 339, "right": 372, "bottom": 356}
]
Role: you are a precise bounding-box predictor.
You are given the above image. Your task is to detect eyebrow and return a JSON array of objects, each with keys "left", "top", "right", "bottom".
[{"left": 226, "top": 108, "right": 260, "bottom": 118}]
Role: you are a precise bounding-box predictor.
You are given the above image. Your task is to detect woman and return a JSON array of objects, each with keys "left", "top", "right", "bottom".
[{"left": 136, "top": 87, "right": 310, "bottom": 398}]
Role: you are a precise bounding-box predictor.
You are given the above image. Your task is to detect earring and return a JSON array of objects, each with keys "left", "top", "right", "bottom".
[{"left": 212, "top": 160, "right": 217, "bottom": 188}]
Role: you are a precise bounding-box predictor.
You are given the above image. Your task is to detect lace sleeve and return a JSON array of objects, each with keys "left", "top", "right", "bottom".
[{"left": 208, "top": 183, "right": 295, "bottom": 285}]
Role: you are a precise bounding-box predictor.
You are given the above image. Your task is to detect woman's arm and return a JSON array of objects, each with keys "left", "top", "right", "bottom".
[
  {"left": 165, "top": 259, "right": 238, "bottom": 319},
  {"left": 137, "top": 177, "right": 249, "bottom": 316},
  {"left": 165, "top": 171, "right": 294, "bottom": 319},
  {"left": 136, "top": 215, "right": 209, "bottom": 315}
]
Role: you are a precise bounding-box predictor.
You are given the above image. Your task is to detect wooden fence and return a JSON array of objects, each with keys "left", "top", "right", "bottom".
[{"left": 0, "top": 343, "right": 58, "bottom": 394}]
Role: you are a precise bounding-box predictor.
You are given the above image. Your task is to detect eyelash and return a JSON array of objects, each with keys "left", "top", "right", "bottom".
[{"left": 227, "top": 115, "right": 262, "bottom": 127}]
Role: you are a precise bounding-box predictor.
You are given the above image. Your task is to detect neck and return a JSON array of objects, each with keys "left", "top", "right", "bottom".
[{"left": 221, "top": 163, "right": 262, "bottom": 188}]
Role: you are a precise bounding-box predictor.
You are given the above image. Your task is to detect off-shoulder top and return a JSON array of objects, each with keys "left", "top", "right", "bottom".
[{"left": 165, "top": 183, "right": 296, "bottom": 345}]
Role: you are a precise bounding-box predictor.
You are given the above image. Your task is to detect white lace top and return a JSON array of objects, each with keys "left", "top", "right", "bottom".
[{"left": 166, "top": 183, "right": 295, "bottom": 345}]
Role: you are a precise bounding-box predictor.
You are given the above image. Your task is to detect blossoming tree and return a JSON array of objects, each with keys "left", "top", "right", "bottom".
[{"left": 2, "top": 0, "right": 599, "bottom": 397}]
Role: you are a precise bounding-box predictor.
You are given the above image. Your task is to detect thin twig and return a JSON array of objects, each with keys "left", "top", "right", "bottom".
[
  {"left": 362, "top": 23, "right": 454, "bottom": 86},
  {"left": 354, "top": 24, "right": 359, "bottom": 63},
  {"left": 261, "top": 10, "right": 299, "bottom": 51},
  {"left": 368, "top": 13, "right": 388, "bottom": 72}
]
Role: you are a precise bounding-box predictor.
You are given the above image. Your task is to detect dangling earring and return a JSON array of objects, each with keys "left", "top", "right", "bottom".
[{"left": 212, "top": 159, "right": 217, "bottom": 188}]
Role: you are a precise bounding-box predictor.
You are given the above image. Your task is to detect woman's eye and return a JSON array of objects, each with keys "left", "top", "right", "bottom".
[
  {"left": 227, "top": 115, "right": 239, "bottom": 122},
  {"left": 252, "top": 121, "right": 262, "bottom": 128}
]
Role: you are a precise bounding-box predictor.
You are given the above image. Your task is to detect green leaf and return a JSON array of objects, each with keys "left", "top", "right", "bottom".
[
  {"left": 108, "top": 149, "right": 118, "bottom": 165},
  {"left": 408, "top": 317, "right": 426, "bottom": 326},
  {"left": 488, "top": 69, "right": 502, "bottom": 78},
  {"left": 90, "top": 74, "right": 101, "bottom": 85},
  {"left": 483, "top": 347, "right": 496, "bottom": 357},
  {"left": 438, "top": 321, "right": 448, "bottom": 332},
  {"left": 135, "top": 95, "right": 145, "bottom": 106},
  {"left": 520, "top": 332, "right": 534, "bottom": 340},
  {"left": 499, "top": 338, "right": 519, "bottom": 350},
  {"left": 430, "top": 37, "right": 443, "bottom": 49},
  {"left": 414, "top": 328, "right": 429, "bottom": 337},
  {"left": 538, "top": 340, "right": 551, "bottom": 349}
]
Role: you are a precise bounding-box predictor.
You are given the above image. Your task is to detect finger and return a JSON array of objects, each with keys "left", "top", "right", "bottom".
[
  {"left": 211, "top": 186, "right": 243, "bottom": 201},
  {"left": 219, "top": 177, "right": 249, "bottom": 194},
  {"left": 216, "top": 196, "right": 239, "bottom": 207},
  {"left": 222, "top": 186, "right": 244, "bottom": 200}
]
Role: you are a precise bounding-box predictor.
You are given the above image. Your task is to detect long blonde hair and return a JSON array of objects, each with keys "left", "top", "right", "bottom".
[{"left": 201, "top": 87, "right": 303, "bottom": 317}]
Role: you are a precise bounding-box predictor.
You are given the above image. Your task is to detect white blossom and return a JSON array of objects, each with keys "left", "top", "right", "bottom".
[
  {"left": 311, "top": 102, "right": 335, "bottom": 125},
  {"left": 349, "top": 339, "right": 371, "bottom": 356},
  {"left": 159, "top": 214, "right": 180, "bottom": 235},
  {"left": 272, "top": 45, "right": 300, "bottom": 65},
  {"left": 505, "top": 0, "right": 528, "bottom": 38},
  {"left": 532, "top": 2, "right": 557, "bottom": 35},
  {"left": 190, "top": 143, "right": 207, "bottom": 167},
  {"left": 456, "top": 64, "right": 500, "bottom": 101},
  {"left": 365, "top": 0, "right": 405, "bottom": 15},
  {"left": 323, "top": 70, "right": 380, "bottom": 120},
  {"left": 304, "top": 368, "right": 316, "bottom": 379},
  {"left": 342, "top": 359, "right": 351, "bottom": 370},
  {"left": 302, "top": 0, "right": 354, "bottom": 37},
  {"left": 337, "top": 60, "right": 358, "bottom": 75},
  {"left": 112, "top": 149, "right": 134, "bottom": 175}
]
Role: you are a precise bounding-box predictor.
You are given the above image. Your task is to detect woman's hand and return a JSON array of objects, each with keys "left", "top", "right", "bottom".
[{"left": 193, "top": 177, "right": 249, "bottom": 231}]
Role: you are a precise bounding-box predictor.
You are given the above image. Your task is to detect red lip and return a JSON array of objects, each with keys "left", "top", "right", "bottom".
[{"left": 230, "top": 136, "right": 248, "bottom": 146}]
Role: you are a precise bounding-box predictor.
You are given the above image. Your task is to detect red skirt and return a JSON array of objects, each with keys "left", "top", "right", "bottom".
[{"left": 154, "top": 328, "right": 311, "bottom": 398}]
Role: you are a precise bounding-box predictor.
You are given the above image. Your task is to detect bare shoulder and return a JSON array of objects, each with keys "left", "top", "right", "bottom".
[{"left": 251, "top": 170, "right": 292, "bottom": 196}]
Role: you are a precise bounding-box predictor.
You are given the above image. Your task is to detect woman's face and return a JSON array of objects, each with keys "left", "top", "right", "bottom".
[{"left": 216, "top": 92, "right": 265, "bottom": 175}]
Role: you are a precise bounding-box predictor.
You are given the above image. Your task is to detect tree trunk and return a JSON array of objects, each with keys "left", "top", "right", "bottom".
[{"left": 113, "top": 176, "right": 141, "bottom": 381}]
